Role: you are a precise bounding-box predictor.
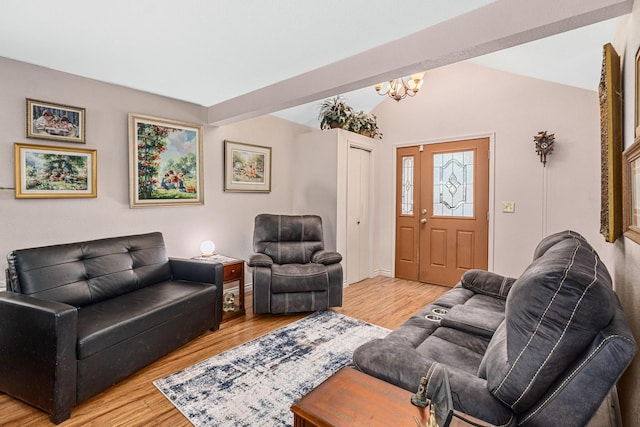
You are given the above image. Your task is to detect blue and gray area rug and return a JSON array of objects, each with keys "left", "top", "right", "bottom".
[{"left": 153, "top": 310, "right": 389, "bottom": 427}]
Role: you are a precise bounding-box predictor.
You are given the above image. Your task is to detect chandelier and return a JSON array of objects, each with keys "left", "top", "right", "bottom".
[{"left": 374, "top": 72, "right": 425, "bottom": 101}]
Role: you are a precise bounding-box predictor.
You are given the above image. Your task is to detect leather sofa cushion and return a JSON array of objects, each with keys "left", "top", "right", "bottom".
[
  {"left": 484, "top": 237, "right": 616, "bottom": 412},
  {"left": 76, "top": 280, "right": 215, "bottom": 359},
  {"left": 271, "top": 263, "right": 328, "bottom": 293},
  {"left": 7, "top": 232, "right": 171, "bottom": 307}
]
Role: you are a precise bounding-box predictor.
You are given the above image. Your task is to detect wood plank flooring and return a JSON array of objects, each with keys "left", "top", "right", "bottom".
[{"left": 0, "top": 276, "right": 450, "bottom": 426}]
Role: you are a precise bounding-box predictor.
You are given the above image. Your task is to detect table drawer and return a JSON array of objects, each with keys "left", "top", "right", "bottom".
[{"left": 224, "top": 263, "right": 242, "bottom": 281}]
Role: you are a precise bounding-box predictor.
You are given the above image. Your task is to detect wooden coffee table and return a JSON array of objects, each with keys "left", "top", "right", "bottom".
[{"left": 291, "top": 367, "right": 490, "bottom": 427}]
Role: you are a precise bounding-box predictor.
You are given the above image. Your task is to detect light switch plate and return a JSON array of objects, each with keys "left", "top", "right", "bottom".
[{"left": 503, "top": 201, "right": 516, "bottom": 213}]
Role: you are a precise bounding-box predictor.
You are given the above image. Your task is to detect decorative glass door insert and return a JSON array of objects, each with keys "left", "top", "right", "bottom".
[
  {"left": 433, "top": 150, "right": 474, "bottom": 217},
  {"left": 401, "top": 156, "right": 414, "bottom": 215}
]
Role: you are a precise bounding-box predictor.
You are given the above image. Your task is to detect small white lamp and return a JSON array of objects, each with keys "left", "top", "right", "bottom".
[{"left": 200, "top": 240, "right": 216, "bottom": 257}]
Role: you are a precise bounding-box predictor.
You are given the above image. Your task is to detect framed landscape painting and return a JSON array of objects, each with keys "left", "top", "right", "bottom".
[
  {"left": 129, "top": 113, "right": 204, "bottom": 207},
  {"left": 224, "top": 140, "right": 271, "bottom": 192},
  {"left": 26, "top": 98, "right": 86, "bottom": 143},
  {"left": 14, "top": 143, "right": 96, "bottom": 198}
]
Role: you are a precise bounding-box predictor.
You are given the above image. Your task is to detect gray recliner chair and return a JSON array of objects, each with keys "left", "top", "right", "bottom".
[{"left": 248, "top": 214, "right": 343, "bottom": 314}]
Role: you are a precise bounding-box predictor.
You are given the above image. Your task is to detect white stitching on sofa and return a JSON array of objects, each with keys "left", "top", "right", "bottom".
[
  {"left": 496, "top": 239, "right": 600, "bottom": 408},
  {"left": 494, "top": 243, "right": 579, "bottom": 395},
  {"left": 512, "top": 259, "right": 599, "bottom": 408},
  {"left": 518, "top": 334, "right": 633, "bottom": 425}
]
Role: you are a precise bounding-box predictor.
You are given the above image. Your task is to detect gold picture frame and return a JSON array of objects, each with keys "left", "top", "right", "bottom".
[
  {"left": 623, "top": 137, "right": 640, "bottom": 244},
  {"left": 26, "top": 98, "right": 86, "bottom": 143},
  {"left": 128, "top": 113, "right": 204, "bottom": 207},
  {"left": 224, "top": 140, "right": 272, "bottom": 193},
  {"left": 14, "top": 143, "right": 97, "bottom": 198},
  {"left": 599, "top": 43, "right": 623, "bottom": 243}
]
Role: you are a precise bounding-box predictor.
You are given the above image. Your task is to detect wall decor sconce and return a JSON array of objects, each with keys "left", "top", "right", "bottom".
[
  {"left": 199, "top": 240, "right": 216, "bottom": 257},
  {"left": 534, "top": 130, "right": 555, "bottom": 166}
]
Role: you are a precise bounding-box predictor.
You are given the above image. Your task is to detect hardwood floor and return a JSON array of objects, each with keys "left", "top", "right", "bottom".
[{"left": 0, "top": 277, "right": 450, "bottom": 426}]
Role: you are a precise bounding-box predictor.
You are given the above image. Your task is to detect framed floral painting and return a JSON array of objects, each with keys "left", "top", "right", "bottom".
[
  {"left": 14, "top": 143, "right": 96, "bottom": 198},
  {"left": 129, "top": 113, "right": 204, "bottom": 207}
]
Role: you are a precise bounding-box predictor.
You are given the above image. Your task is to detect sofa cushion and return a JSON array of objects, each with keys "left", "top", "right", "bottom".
[
  {"left": 6, "top": 232, "right": 171, "bottom": 307},
  {"left": 484, "top": 237, "right": 616, "bottom": 413},
  {"left": 441, "top": 305, "right": 505, "bottom": 338},
  {"left": 270, "top": 263, "right": 328, "bottom": 293},
  {"left": 531, "top": 229, "right": 588, "bottom": 260},
  {"left": 76, "top": 280, "right": 215, "bottom": 359}
]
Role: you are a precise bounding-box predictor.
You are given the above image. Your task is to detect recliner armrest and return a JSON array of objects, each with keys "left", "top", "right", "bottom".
[
  {"left": 311, "top": 250, "right": 342, "bottom": 265},
  {"left": 0, "top": 291, "right": 78, "bottom": 423},
  {"left": 248, "top": 253, "right": 273, "bottom": 268},
  {"left": 461, "top": 269, "right": 516, "bottom": 300}
]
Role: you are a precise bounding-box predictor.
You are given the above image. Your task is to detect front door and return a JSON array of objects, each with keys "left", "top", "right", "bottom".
[{"left": 395, "top": 138, "right": 489, "bottom": 286}]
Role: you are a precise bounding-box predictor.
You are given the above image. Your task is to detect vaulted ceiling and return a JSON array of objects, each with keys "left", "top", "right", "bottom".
[{"left": 1, "top": 0, "right": 633, "bottom": 128}]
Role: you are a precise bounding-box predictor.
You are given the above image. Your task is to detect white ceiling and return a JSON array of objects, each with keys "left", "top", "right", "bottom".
[{"left": 0, "top": 0, "right": 632, "bottom": 128}]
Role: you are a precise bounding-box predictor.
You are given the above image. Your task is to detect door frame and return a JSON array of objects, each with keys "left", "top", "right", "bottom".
[{"left": 391, "top": 133, "right": 496, "bottom": 276}]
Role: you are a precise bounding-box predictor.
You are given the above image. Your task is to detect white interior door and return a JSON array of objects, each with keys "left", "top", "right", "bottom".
[{"left": 347, "top": 145, "right": 371, "bottom": 284}]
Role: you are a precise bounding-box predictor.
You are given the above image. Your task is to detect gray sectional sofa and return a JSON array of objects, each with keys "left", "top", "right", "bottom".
[
  {"left": 0, "top": 232, "right": 223, "bottom": 424},
  {"left": 353, "top": 230, "right": 636, "bottom": 427}
]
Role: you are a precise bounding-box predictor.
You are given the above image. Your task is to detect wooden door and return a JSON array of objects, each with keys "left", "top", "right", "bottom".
[
  {"left": 395, "top": 146, "right": 421, "bottom": 280},
  {"left": 395, "top": 138, "right": 489, "bottom": 286},
  {"left": 347, "top": 145, "right": 371, "bottom": 284}
]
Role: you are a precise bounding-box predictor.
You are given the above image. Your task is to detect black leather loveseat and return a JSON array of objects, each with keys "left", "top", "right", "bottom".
[
  {"left": 353, "top": 230, "right": 636, "bottom": 427},
  {"left": 0, "top": 232, "right": 223, "bottom": 424}
]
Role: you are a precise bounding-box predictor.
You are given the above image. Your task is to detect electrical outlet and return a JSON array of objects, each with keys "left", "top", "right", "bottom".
[{"left": 502, "top": 201, "right": 516, "bottom": 213}]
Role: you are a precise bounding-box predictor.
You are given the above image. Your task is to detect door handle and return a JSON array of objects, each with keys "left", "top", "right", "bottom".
[{"left": 420, "top": 218, "right": 427, "bottom": 224}]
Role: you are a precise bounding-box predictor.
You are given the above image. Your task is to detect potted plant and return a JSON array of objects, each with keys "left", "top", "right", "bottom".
[
  {"left": 318, "top": 96, "right": 353, "bottom": 130},
  {"left": 348, "top": 110, "right": 382, "bottom": 139}
]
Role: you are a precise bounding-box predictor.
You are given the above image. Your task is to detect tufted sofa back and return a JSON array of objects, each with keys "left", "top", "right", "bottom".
[
  {"left": 6, "top": 232, "right": 171, "bottom": 307},
  {"left": 481, "top": 235, "right": 617, "bottom": 414},
  {"left": 253, "top": 214, "right": 325, "bottom": 265}
]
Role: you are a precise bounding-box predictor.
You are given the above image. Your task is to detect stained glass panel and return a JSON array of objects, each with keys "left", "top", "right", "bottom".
[
  {"left": 401, "top": 156, "right": 414, "bottom": 215},
  {"left": 433, "top": 150, "right": 474, "bottom": 217}
]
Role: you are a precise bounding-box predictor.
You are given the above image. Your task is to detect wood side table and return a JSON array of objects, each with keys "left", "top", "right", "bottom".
[
  {"left": 192, "top": 255, "right": 245, "bottom": 321},
  {"left": 291, "top": 367, "right": 489, "bottom": 427}
]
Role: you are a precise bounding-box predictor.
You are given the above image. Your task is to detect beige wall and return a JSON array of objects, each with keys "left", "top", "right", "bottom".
[
  {"left": 372, "top": 61, "right": 614, "bottom": 278},
  {"left": 616, "top": 1, "right": 640, "bottom": 424},
  {"left": 0, "top": 57, "right": 310, "bottom": 281}
]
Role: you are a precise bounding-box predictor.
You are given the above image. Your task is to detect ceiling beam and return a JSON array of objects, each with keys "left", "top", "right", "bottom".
[{"left": 207, "top": 0, "right": 632, "bottom": 126}]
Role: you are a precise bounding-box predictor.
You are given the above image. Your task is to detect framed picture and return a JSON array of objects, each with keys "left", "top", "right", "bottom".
[
  {"left": 599, "top": 43, "right": 623, "bottom": 243},
  {"left": 26, "top": 98, "right": 86, "bottom": 143},
  {"left": 635, "top": 47, "right": 640, "bottom": 138},
  {"left": 623, "top": 137, "right": 640, "bottom": 245},
  {"left": 129, "top": 113, "right": 204, "bottom": 207},
  {"left": 224, "top": 140, "right": 272, "bottom": 192},
  {"left": 14, "top": 143, "right": 96, "bottom": 198}
]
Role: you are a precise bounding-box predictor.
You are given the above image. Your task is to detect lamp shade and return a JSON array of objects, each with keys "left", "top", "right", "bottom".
[{"left": 200, "top": 240, "right": 216, "bottom": 256}]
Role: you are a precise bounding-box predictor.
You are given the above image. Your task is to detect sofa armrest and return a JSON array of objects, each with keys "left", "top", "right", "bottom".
[
  {"left": 248, "top": 253, "right": 273, "bottom": 268},
  {"left": 426, "top": 364, "right": 515, "bottom": 427},
  {"left": 460, "top": 269, "right": 516, "bottom": 300},
  {"left": 311, "top": 250, "right": 342, "bottom": 265},
  {"left": 353, "top": 338, "right": 514, "bottom": 427},
  {"left": 440, "top": 305, "right": 505, "bottom": 338},
  {"left": 169, "top": 258, "right": 224, "bottom": 327},
  {"left": 0, "top": 291, "right": 78, "bottom": 423}
]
